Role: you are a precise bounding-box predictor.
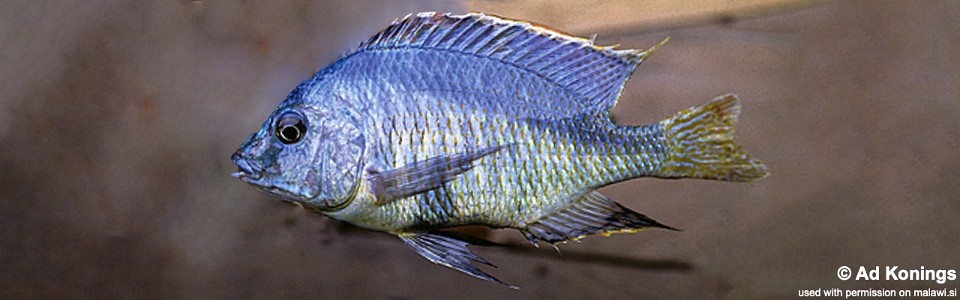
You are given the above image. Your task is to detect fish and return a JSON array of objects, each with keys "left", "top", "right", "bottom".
[{"left": 231, "top": 12, "right": 768, "bottom": 287}]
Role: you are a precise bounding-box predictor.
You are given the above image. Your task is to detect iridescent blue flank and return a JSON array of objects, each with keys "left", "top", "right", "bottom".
[{"left": 232, "top": 12, "right": 767, "bottom": 287}]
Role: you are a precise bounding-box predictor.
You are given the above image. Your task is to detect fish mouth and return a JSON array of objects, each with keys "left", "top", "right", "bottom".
[
  {"left": 231, "top": 167, "right": 306, "bottom": 201},
  {"left": 231, "top": 168, "right": 261, "bottom": 181},
  {"left": 231, "top": 152, "right": 264, "bottom": 181},
  {"left": 232, "top": 170, "right": 263, "bottom": 184}
]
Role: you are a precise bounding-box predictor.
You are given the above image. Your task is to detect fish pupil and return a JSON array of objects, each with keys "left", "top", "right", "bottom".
[
  {"left": 279, "top": 125, "right": 301, "bottom": 142},
  {"left": 275, "top": 112, "right": 307, "bottom": 144}
]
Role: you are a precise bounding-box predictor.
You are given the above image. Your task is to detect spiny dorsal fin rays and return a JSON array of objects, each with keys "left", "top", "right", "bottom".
[{"left": 358, "top": 12, "right": 668, "bottom": 115}]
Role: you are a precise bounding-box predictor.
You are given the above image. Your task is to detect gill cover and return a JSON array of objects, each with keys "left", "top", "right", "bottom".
[{"left": 303, "top": 105, "right": 366, "bottom": 211}]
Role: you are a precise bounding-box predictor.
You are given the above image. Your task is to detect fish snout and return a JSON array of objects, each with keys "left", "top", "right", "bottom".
[{"left": 231, "top": 151, "right": 263, "bottom": 179}]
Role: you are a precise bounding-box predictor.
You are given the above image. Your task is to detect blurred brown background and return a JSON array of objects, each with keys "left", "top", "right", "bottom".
[{"left": 2, "top": 1, "right": 958, "bottom": 299}]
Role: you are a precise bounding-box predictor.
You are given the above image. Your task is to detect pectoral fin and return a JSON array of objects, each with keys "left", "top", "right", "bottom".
[
  {"left": 366, "top": 145, "right": 504, "bottom": 205},
  {"left": 399, "top": 232, "right": 517, "bottom": 289}
]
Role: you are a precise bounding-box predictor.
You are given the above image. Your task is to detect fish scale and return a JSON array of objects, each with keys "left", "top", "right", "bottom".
[
  {"left": 232, "top": 12, "right": 767, "bottom": 287},
  {"left": 373, "top": 95, "right": 665, "bottom": 228}
]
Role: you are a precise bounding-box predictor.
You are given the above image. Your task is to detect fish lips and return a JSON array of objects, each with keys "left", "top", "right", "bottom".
[
  {"left": 231, "top": 152, "right": 263, "bottom": 180},
  {"left": 230, "top": 152, "right": 276, "bottom": 193}
]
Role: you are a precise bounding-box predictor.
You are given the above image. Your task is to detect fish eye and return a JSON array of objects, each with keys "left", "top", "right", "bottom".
[{"left": 275, "top": 111, "right": 307, "bottom": 144}]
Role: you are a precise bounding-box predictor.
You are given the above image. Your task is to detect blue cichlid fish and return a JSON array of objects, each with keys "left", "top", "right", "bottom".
[{"left": 232, "top": 12, "right": 767, "bottom": 287}]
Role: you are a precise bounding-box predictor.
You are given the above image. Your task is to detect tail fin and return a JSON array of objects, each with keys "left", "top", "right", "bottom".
[{"left": 658, "top": 94, "right": 768, "bottom": 181}]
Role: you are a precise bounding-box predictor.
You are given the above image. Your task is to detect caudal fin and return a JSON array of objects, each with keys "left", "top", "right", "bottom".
[{"left": 658, "top": 94, "right": 768, "bottom": 181}]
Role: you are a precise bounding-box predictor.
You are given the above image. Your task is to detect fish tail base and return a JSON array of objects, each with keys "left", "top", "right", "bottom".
[{"left": 658, "top": 94, "right": 768, "bottom": 181}]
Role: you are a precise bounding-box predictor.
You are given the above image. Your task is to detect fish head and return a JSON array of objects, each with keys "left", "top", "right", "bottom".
[{"left": 232, "top": 99, "right": 365, "bottom": 211}]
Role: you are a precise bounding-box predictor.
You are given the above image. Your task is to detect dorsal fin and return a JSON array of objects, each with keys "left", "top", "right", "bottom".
[{"left": 357, "top": 12, "right": 666, "bottom": 114}]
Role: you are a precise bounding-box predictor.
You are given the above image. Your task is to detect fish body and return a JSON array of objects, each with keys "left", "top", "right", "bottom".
[{"left": 232, "top": 12, "right": 767, "bottom": 287}]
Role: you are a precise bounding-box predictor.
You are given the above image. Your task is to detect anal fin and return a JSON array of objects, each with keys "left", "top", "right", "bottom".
[
  {"left": 399, "top": 232, "right": 517, "bottom": 289},
  {"left": 522, "top": 191, "right": 676, "bottom": 245}
]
